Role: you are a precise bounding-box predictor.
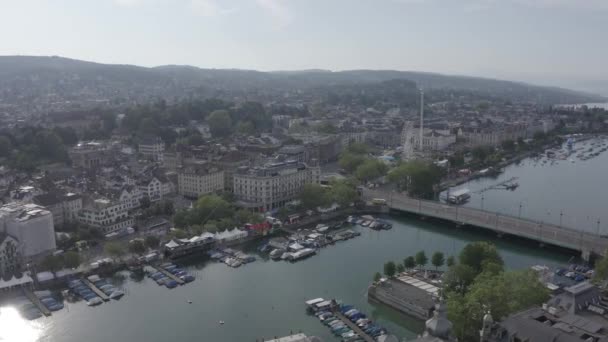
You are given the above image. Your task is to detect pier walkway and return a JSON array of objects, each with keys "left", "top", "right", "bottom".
[
  {"left": 152, "top": 265, "right": 184, "bottom": 285},
  {"left": 332, "top": 309, "right": 375, "bottom": 342},
  {"left": 363, "top": 189, "right": 608, "bottom": 260},
  {"left": 83, "top": 279, "right": 110, "bottom": 301},
  {"left": 23, "top": 288, "right": 51, "bottom": 317}
]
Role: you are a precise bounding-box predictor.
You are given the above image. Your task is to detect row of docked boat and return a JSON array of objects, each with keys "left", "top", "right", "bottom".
[
  {"left": 148, "top": 263, "right": 195, "bottom": 288},
  {"left": 208, "top": 247, "right": 256, "bottom": 268},
  {"left": 347, "top": 215, "right": 392, "bottom": 230},
  {"left": 35, "top": 290, "right": 64, "bottom": 312},
  {"left": 305, "top": 298, "right": 389, "bottom": 341},
  {"left": 67, "top": 276, "right": 123, "bottom": 306}
]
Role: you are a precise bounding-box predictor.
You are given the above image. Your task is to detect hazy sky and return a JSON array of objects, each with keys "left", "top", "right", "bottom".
[{"left": 1, "top": 0, "right": 607, "bottom": 91}]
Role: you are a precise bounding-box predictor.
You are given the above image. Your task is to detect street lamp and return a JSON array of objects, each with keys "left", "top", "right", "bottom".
[
  {"left": 597, "top": 218, "right": 601, "bottom": 236},
  {"left": 559, "top": 210, "right": 563, "bottom": 228},
  {"left": 481, "top": 194, "right": 485, "bottom": 210},
  {"left": 518, "top": 202, "right": 523, "bottom": 219}
]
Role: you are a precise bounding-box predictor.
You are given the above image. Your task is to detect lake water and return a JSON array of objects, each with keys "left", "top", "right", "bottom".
[
  {"left": 1, "top": 214, "right": 574, "bottom": 342},
  {"left": 448, "top": 137, "right": 608, "bottom": 235}
]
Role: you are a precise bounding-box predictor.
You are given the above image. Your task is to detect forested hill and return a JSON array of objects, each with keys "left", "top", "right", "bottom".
[{"left": 0, "top": 55, "right": 604, "bottom": 105}]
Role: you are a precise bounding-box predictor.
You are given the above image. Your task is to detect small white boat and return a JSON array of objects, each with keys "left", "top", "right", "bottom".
[
  {"left": 87, "top": 297, "right": 103, "bottom": 306},
  {"left": 109, "top": 290, "right": 125, "bottom": 300}
]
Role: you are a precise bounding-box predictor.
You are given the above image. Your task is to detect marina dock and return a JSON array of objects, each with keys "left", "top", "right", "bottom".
[
  {"left": 83, "top": 279, "right": 110, "bottom": 301},
  {"left": 23, "top": 288, "right": 51, "bottom": 317},
  {"left": 332, "top": 309, "right": 375, "bottom": 342},
  {"left": 152, "top": 265, "right": 185, "bottom": 285}
]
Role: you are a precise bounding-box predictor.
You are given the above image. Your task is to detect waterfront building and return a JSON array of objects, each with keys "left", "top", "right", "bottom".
[
  {"left": 408, "top": 300, "right": 456, "bottom": 342},
  {"left": 163, "top": 232, "right": 216, "bottom": 259},
  {"left": 138, "top": 136, "right": 165, "bottom": 162},
  {"left": 33, "top": 191, "right": 82, "bottom": 228},
  {"left": 402, "top": 123, "right": 456, "bottom": 153},
  {"left": 177, "top": 164, "right": 224, "bottom": 199},
  {"left": 233, "top": 161, "right": 320, "bottom": 212},
  {"left": 77, "top": 196, "right": 133, "bottom": 234},
  {"left": 0, "top": 202, "right": 56, "bottom": 260}
]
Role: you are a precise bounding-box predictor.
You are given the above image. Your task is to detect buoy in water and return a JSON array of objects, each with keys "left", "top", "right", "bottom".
[
  {"left": 187, "top": 300, "right": 192, "bottom": 304},
  {"left": 219, "top": 320, "right": 225, "bottom": 325}
]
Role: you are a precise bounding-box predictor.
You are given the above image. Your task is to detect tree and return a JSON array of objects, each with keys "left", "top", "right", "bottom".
[
  {"left": 236, "top": 121, "right": 255, "bottom": 135},
  {"left": 446, "top": 255, "right": 455, "bottom": 267},
  {"left": 62, "top": 251, "right": 81, "bottom": 269},
  {"left": 128, "top": 240, "right": 146, "bottom": 255},
  {"left": 388, "top": 160, "right": 443, "bottom": 198},
  {"left": 347, "top": 142, "right": 369, "bottom": 155},
  {"left": 383, "top": 261, "right": 396, "bottom": 278},
  {"left": 404, "top": 256, "right": 416, "bottom": 270},
  {"left": 330, "top": 179, "right": 358, "bottom": 207},
  {"left": 338, "top": 152, "right": 366, "bottom": 173},
  {"left": 355, "top": 159, "right": 388, "bottom": 182},
  {"left": 415, "top": 250, "right": 428, "bottom": 269},
  {"left": 299, "top": 184, "right": 330, "bottom": 210},
  {"left": 396, "top": 263, "right": 405, "bottom": 274},
  {"left": 0, "top": 136, "right": 12, "bottom": 157},
  {"left": 192, "top": 194, "right": 234, "bottom": 224},
  {"left": 373, "top": 272, "right": 382, "bottom": 282},
  {"left": 104, "top": 242, "right": 125, "bottom": 260},
  {"left": 501, "top": 139, "right": 515, "bottom": 151},
  {"left": 144, "top": 235, "right": 160, "bottom": 249},
  {"left": 459, "top": 242, "right": 504, "bottom": 275},
  {"left": 139, "top": 196, "right": 151, "bottom": 209},
  {"left": 40, "top": 255, "right": 62, "bottom": 273},
  {"left": 447, "top": 270, "right": 549, "bottom": 341},
  {"left": 594, "top": 256, "right": 608, "bottom": 284},
  {"left": 208, "top": 110, "right": 233, "bottom": 137},
  {"left": 431, "top": 251, "right": 445, "bottom": 270}
]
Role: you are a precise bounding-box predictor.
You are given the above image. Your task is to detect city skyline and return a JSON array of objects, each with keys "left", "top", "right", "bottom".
[{"left": 1, "top": 0, "right": 608, "bottom": 94}]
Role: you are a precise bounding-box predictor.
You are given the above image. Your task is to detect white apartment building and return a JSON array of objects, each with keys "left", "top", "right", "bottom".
[
  {"left": 118, "top": 186, "right": 144, "bottom": 210},
  {"left": 233, "top": 161, "right": 320, "bottom": 212},
  {"left": 0, "top": 203, "right": 56, "bottom": 260},
  {"left": 178, "top": 164, "right": 224, "bottom": 198},
  {"left": 78, "top": 197, "right": 134, "bottom": 234},
  {"left": 138, "top": 136, "right": 165, "bottom": 162}
]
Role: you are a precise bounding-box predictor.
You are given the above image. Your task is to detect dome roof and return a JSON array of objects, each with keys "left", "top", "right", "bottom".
[{"left": 425, "top": 301, "right": 453, "bottom": 339}]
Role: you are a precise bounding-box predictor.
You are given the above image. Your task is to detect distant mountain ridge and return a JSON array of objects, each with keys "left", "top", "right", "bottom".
[{"left": 0, "top": 55, "right": 604, "bottom": 105}]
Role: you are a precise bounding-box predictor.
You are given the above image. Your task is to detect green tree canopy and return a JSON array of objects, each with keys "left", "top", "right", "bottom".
[
  {"left": 383, "top": 261, "right": 396, "bottom": 278},
  {"left": 459, "top": 241, "right": 504, "bottom": 275},
  {"left": 208, "top": 110, "right": 233, "bottom": 137},
  {"left": 415, "top": 250, "right": 428, "bottom": 268},
  {"left": 62, "top": 251, "right": 81, "bottom": 269},
  {"left": 373, "top": 272, "right": 382, "bottom": 282},
  {"left": 330, "top": 179, "right": 358, "bottom": 207},
  {"left": 446, "top": 255, "right": 456, "bottom": 267},
  {"left": 338, "top": 152, "right": 367, "bottom": 173},
  {"left": 40, "top": 255, "right": 62, "bottom": 273},
  {"left": 396, "top": 263, "right": 405, "bottom": 274},
  {"left": 144, "top": 235, "right": 160, "bottom": 249},
  {"left": 387, "top": 160, "right": 443, "bottom": 199},
  {"left": 355, "top": 159, "right": 388, "bottom": 182},
  {"left": 431, "top": 251, "right": 445, "bottom": 270},
  {"left": 448, "top": 270, "right": 550, "bottom": 340},
  {"left": 104, "top": 242, "right": 126, "bottom": 260},
  {"left": 404, "top": 256, "right": 416, "bottom": 270},
  {"left": 299, "top": 184, "right": 331, "bottom": 210},
  {"left": 128, "top": 240, "right": 147, "bottom": 255}
]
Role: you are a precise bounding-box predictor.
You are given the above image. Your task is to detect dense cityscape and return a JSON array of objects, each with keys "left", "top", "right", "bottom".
[{"left": 2, "top": 1, "right": 608, "bottom": 342}]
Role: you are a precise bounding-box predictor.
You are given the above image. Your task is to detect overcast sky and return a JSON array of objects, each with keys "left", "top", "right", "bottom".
[{"left": 1, "top": 0, "right": 607, "bottom": 92}]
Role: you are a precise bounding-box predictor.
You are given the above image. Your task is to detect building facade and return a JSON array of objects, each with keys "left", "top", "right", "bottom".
[
  {"left": 233, "top": 161, "right": 320, "bottom": 212},
  {"left": 33, "top": 192, "right": 82, "bottom": 228},
  {"left": 0, "top": 203, "right": 56, "bottom": 260},
  {"left": 78, "top": 197, "right": 134, "bottom": 234},
  {"left": 177, "top": 164, "right": 224, "bottom": 199},
  {"left": 138, "top": 136, "right": 165, "bottom": 162}
]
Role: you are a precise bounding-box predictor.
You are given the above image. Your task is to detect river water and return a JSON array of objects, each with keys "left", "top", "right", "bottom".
[
  {"left": 448, "top": 137, "right": 608, "bottom": 235},
  {"left": 1, "top": 214, "right": 574, "bottom": 342}
]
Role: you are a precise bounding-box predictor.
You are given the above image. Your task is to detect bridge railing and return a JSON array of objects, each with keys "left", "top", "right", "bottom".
[{"left": 363, "top": 189, "right": 608, "bottom": 255}]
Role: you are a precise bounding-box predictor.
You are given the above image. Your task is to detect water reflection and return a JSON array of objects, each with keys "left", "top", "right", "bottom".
[{"left": 0, "top": 307, "right": 43, "bottom": 342}]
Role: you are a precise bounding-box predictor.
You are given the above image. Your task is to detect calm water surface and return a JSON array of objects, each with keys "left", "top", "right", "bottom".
[
  {"left": 448, "top": 137, "right": 608, "bottom": 235},
  {"left": 1, "top": 215, "right": 573, "bottom": 342}
]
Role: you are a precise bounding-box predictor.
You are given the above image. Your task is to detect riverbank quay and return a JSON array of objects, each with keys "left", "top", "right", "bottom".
[
  {"left": 23, "top": 287, "right": 51, "bottom": 317},
  {"left": 438, "top": 133, "right": 600, "bottom": 192},
  {"left": 367, "top": 271, "right": 439, "bottom": 321}
]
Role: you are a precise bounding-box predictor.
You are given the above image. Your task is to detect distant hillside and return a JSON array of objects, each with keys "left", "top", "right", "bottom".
[{"left": 0, "top": 55, "right": 604, "bottom": 106}]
